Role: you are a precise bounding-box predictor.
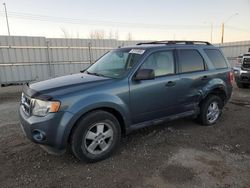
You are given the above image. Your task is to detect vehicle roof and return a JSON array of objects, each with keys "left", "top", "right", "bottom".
[{"left": 119, "top": 42, "right": 217, "bottom": 51}]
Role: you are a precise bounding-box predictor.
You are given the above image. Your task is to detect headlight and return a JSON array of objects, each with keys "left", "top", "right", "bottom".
[
  {"left": 32, "top": 99, "right": 60, "bottom": 117},
  {"left": 234, "top": 70, "right": 239, "bottom": 75}
]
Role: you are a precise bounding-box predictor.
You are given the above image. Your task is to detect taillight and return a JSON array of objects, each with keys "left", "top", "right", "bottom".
[{"left": 228, "top": 71, "right": 234, "bottom": 85}]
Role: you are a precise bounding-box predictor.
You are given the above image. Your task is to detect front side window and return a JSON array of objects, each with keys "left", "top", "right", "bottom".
[
  {"left": 140, "top": 51, "right": 175, "bottom": 77},
  {"left": 178, "top": 49, "right": 205, "bottom": 73},
  {"left": 86, "top": 49, "right": 143, "bottom": 78}
]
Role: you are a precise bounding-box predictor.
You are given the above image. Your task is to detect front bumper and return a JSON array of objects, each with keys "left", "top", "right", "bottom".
[
  {"left": 233, "top": 67, "right": 250, "bottom": 83},
  {"left": 19, "top": 106, "right": 75, "bottom": 152}
]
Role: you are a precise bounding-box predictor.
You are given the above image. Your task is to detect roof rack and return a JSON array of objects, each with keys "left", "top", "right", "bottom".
[{"left": 136, "top": 40, "right": 211, "bottom": 46}]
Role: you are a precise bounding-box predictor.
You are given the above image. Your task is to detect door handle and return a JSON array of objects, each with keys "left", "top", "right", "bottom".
[
  {"left": 201, "top": 75, "right": 209, "bottom": 80},
  {"left": 165, "top": 81, "right": 176, "bottom": 87}
]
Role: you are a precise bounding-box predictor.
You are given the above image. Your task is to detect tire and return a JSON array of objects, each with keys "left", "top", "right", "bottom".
[
  {"left": 70, "top": 110, "right": 121, "bottom": 163},
  {"left": 243, "top": 83, "right": 250, "bottom": 88},
  {"left": 197, "top": 95, "right": 223, "bottom": 126},
  {"left": 236, "top": 82, "right": 248, "bottom": 88}
]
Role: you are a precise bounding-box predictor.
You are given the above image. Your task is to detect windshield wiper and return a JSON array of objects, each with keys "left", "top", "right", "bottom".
[{"left": 86, "top": 71, "right": 106, "bottom": 77}]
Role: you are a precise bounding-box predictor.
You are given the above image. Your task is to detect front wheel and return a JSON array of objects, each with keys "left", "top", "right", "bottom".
[
  {"left": 197, "top": 95, "right": 223, "bottom": 126},
  {"left": 70, "top": 110, "right": 121, "bottom": 162}
]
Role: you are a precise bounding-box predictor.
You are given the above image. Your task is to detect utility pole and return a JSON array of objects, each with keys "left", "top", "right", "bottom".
[
  {"left": 221, "top": 13, "right": 238, "bottom": 44},
  {"left": 203, "top": 21, "right": 213, "bottom": 43},
  {"left": 3, "top": 3, "right": 10, "bottom": 36},
  {"left": 221, "top": 23, "right": 224, "bottom": 44}
]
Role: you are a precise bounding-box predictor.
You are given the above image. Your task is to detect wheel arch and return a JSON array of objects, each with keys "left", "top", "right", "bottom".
[
  {"left": 201, "top": 85, "right": 228, "bottom": 106},
  {"left": 67, "top": 106, "right": 128, "bottom": 145},
  {"left": 208, "top": 87, "right": 227, "bottom": 103}
]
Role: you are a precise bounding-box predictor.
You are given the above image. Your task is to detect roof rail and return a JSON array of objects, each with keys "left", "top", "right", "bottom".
[{"left": 137, "top": 40, "right": 211, "bottom": 46}]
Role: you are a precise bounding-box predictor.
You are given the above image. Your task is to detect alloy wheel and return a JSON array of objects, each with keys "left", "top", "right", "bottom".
[
  {"left": 83, "top": 122, "right": 114, "bottom": 155},
  {"left": 207, "top": 101, "right": 220, "bottom": 124}
]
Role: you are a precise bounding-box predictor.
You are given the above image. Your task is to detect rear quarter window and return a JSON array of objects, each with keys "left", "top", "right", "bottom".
[{"left": 204, "top": 49, "right": 228, "bottom": 69}]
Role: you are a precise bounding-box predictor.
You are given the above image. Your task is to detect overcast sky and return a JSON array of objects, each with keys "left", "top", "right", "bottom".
[{"left": 0, "top": 0, "right": 249, "bottom": 43}]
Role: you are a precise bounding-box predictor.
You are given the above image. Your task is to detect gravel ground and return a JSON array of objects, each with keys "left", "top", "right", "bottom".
[{"left": 0, "top": 84, "right": 250, "bottom": 188}]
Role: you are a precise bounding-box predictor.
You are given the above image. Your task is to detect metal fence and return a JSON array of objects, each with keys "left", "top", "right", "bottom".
[
  {"left": 217, "top": 40, "right": 250, "bottom": 66},
  {"left": 1, "top": 35, "right": 250, "bottom": 85},
  {"left": 0, "top": 36, "right": 144, "bottom": 85}
]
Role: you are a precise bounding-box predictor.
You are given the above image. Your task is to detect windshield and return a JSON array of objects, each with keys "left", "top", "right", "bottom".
[{"left": 86, "top": 49, "right": 144, "bottom": 78}]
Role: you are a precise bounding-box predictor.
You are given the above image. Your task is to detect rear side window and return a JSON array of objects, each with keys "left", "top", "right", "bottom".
[
  {"left": 204, "top": 49, "right": 228, "bottom": 69},
  {"left": 178, "top": 49, "right": 205, "bottom": 73}
]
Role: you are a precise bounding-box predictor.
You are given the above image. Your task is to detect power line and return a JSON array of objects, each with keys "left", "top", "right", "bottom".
[
  {"left": 0, "top": 11, "right": 249, "bottom": 37},
  {"left": 226, "top": 25, "right": 250, "bottom": 33},
  {"left": 0, "top": 11, "right": 216, "bottom": 30}
]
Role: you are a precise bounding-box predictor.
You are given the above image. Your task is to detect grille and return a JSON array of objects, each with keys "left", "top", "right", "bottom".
[
  {"left": 241, "top": 73, "right": 250, "bottom": 82},
  {"left": 242, "top": 58, "right": 250, "bottom": 70},
  {"left": 21, "top": 93, "right": 32, "bottom": 116},
  {"left": 242, "top": 64, "right": 250, "bottom": 69}
]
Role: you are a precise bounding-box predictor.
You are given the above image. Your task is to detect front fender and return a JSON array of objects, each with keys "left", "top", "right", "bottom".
[
  {"left": 60, "top": 93, "right": 130, "bottom": 147},
  {"left": 71, "top": 93, "right": 130, "bottom": 123}
]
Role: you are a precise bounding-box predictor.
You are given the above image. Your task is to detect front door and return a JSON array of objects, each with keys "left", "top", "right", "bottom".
[{"left": 129, "top": 50, "right": 182, "bottom": 124}]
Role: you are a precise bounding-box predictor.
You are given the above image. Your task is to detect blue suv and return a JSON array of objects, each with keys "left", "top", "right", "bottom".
[{"left": 19, "top": 41, "right": 233, "bottom": 162}]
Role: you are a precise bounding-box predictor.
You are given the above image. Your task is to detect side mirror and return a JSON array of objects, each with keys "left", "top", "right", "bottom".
[{"left": 134, "top": 69, "right": 155, "bottom": 80}]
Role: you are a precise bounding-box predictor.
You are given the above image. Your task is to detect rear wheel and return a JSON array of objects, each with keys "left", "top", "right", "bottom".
[
  {"left": 70, "top": 110, "right": 121, "bottom": 162},
  {"left": 197, "top": 95, "right": 223, "bottom": 126}
]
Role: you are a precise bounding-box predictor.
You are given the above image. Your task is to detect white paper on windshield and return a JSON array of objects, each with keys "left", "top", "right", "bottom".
[{"left": 129, "top": 49, "right": 145, "bottom": 55}]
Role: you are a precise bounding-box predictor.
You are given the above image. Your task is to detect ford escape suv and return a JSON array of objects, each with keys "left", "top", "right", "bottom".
[{"left": 19, "top": 41, "right": 233, "bottom": 162}]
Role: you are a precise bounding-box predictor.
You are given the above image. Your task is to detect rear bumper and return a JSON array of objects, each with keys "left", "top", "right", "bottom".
[
  {"left": 226, "top": 85, "right": 233, "bottom": 102},
  {"left": 19, "top": 106, "right": 75, "bottom": 152}
]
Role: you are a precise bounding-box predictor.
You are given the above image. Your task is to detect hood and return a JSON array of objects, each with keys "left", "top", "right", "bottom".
[{"left": 24, "top": 73, "right": 111, "bottom": 100}]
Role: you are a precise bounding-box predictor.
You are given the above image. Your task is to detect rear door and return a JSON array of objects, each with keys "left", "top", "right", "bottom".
[{"left": 176, "top": 48, "right": 210, "bottom": 111}]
